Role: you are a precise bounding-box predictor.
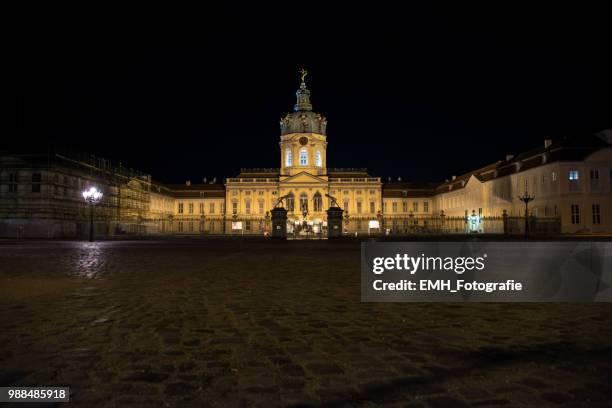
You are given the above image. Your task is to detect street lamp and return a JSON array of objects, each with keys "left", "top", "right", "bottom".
[
  {"left": 82, "top": 186, "right": 103, "bottom": 242},
  {"left": 343, "top": 210, "right": 350, "bottom": 234},
  {"left": 518, "top": 191, "right": 535, "bottom": 238}
]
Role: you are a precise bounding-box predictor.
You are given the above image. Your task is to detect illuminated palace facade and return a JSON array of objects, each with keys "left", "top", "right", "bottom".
[{"left": 1, "top": 76, "right": 612, "bottom": 237}]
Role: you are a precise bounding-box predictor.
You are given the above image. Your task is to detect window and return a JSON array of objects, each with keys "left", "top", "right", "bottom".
[
  {"left": 571, "top": 204, "right": 580, "bottom": 224},
  {"left": 590, "top": 169, "right": 600, "bottom": 191},
  {"left": 258, "top": 200, "right": 264, "bottom": 214},
  {"left": 209, "top": 203, "right": 215, "bottom": 214},
  {"left": 8, "top": 172, "right": 17, "bottom": 193},
  {"left": 592, "top": 204, "right": 601, "bottom": 225},
  {"left": 178, "top": 203, "right": 184, "bottom": 214},
  {"left": 413, "top": 201, "right": 418, "bottom": 212},
  {"left": 220, "top": 203, "right": 225, "bottom": 214},
  {"left": 370, "top": 202, "right": 375, "bottom": 214},
  {"left": 245, "top": 200, "right": 251, "bottom": 214},
  {"left": 246, "top": 220, "right": 251, "bottom": 231},
  {"left": 313, "top": 192, "right": 322, "bottom": 212},
  {"left": 344, "top": 200, "right": 349, "bottom": 212},
  {"left": 423, "top": 201, "right": 429, "bottom": 213},
  {"left": 356, "top": 201, "right": 362, "bottom": 214},
  {"left": 552, "top": 171, "right": 557, "bottom": 182},
  {"left": 392, "top": 202, "right": 397, "bottom": 213},
  {"left": 315, "top": 150, "right": 322, "bottom": 167},
  {"left": 199, "top": 203, "right": 204, "bottom": 213},
  {"left": 178, "top": 222, "right": 184, "bottom": 232},
  {"left": 31, "top": 172, "right": 41, "bottom": 193},
  {"left": 299, "top": 193, "right": 308, "bottom": 212},
  {"left": 299, "top": 148, "right": 308, "bottom": 166},
  {"left": 188, "top": 203, "right": 194, "bottom": 214},
  {"left": 232, "top": 202, "right": 238, "bottom": 214},
  {"left": 188, "top": 222, "right": 194, "bottom": 232},
  {"left": 286, "top": 193, "right": 294, "bottom": 212},
  {"left": 286, "top": 149, "right": 293, "bottom": 166},
  {"left": 402, "top": 201, "right": 408, "bottom": 212},
  {"left": 569, "top": 170, "right": 579, "bottom": 192},
  {"left": 383, "top": 202, "right": 387, "bottom": 212}
]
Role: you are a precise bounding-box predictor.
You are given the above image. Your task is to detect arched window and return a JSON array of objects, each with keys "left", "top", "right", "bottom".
[
  {"left": 299, "top": 148, "right": 308, "bottom": 166},
  {"left": 313, "top": 192, "right": 322, "bottom": 212},
  {"left": 286, "top": 149, "right": 293, "bottom": 167},
  {"left": 315, "top": 150, "right": 322, "bottom": 167},
  {"left": 286, "top": 193, "right": 294, "bottom": 212},
  {"left": 300, "top": 193, "right": 308, "bottom": 212}
]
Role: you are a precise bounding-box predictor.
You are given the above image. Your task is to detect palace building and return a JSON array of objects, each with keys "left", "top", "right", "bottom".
[{"left": 1, "top": 73, "right": 611, "bottom": 237}]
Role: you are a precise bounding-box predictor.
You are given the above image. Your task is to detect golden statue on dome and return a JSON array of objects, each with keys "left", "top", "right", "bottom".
[{"left": 299, "top": 68, "right": 308, "bottom": 84}]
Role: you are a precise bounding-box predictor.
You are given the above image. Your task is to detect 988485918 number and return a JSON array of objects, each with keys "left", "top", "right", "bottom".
[{"left": 0, "top": 387, "right": 70, "bottom": 402}]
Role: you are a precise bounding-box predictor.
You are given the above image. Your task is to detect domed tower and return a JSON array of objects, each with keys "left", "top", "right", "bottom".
[{"left": 279, "top": 69, "right": 328, "bottom": 176}]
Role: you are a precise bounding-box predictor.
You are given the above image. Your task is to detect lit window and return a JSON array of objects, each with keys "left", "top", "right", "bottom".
[
  {"left": 402, "top": 201, "right": 408, "bottom": 212},
  {"left": 315, "top": 150, "right": 322, "bottom": 167},
  {"left": 413, "top": 201, "right": 418, "bottom": 212},
  {"left": 299, "top": 193, "right": 308, "bottom": 212},
  {"left": 299, "top": 149, "right": 308, "bottom": 166},
  {"left": 313, "top": 192, "right": 322, "bottom": 212},
  {"left": 286, "top": 193, "right": 294, "bottom": 212},
  {"left": 286, "top": 149, "right": 292, "bottom": 166},
  {"left": 568, "top": 170, "right": 579, "bottom": 180}
]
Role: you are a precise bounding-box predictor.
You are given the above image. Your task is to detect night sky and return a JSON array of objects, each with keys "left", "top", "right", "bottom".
[{"left": 9, "top": 6, "right": 610, "bottom": 184}]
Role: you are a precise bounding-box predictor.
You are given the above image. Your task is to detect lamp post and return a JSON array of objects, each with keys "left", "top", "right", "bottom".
[
  {"left": 264, "top": 211, "right": 270, "bottom": 236},
  {"left": 82, "top": 186, "right": 103, "bottom": 242},
  {"left": 343, "top": 210, "right": 350, "bottom": 234},
  {"left": 518, "top": 191, "right": 535, "bottom": 238},
  {"left": 408, "top": 211, "right": 414, "bottom": 234},
  {"left": 302, "top": 208, "right": 309, "bottom": 236}
]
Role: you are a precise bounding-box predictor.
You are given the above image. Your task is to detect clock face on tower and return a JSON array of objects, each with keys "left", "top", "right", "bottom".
[{"left": 299, "top": 136, "right": 308, "bottom": 146}]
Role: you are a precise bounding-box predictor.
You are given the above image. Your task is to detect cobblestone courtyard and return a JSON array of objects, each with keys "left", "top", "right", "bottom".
[{"left": 1, "top": 239, "right": 611, "bottom": 407}]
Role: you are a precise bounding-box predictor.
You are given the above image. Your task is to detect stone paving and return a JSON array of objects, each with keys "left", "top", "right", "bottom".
[{"left": 0, "top": 239, "right": 611, "bottom": 407}]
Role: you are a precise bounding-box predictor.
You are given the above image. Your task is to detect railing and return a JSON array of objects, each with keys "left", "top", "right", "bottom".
[
  {"left": 226, "top": 178, "right": 279, "bottom": 183},
  {"left": 240, "top": 168, "right": 279, "bottom": 173},
  {"left": 329, "top": 177, "right": 381, "bottom": 183}
]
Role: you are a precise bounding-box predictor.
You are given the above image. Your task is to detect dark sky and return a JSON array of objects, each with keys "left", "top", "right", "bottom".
[{"left": 9, "top": 6, "right": 610, "bottom": 184}]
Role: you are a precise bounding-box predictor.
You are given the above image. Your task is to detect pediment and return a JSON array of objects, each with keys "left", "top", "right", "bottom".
[{"left": 280, "top": 171, "right": 328, "bottom": 184}]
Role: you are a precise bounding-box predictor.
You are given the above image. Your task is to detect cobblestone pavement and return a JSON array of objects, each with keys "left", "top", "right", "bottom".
[{"left": 1, "top": 239, "right": 611, "bottom": 407}]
